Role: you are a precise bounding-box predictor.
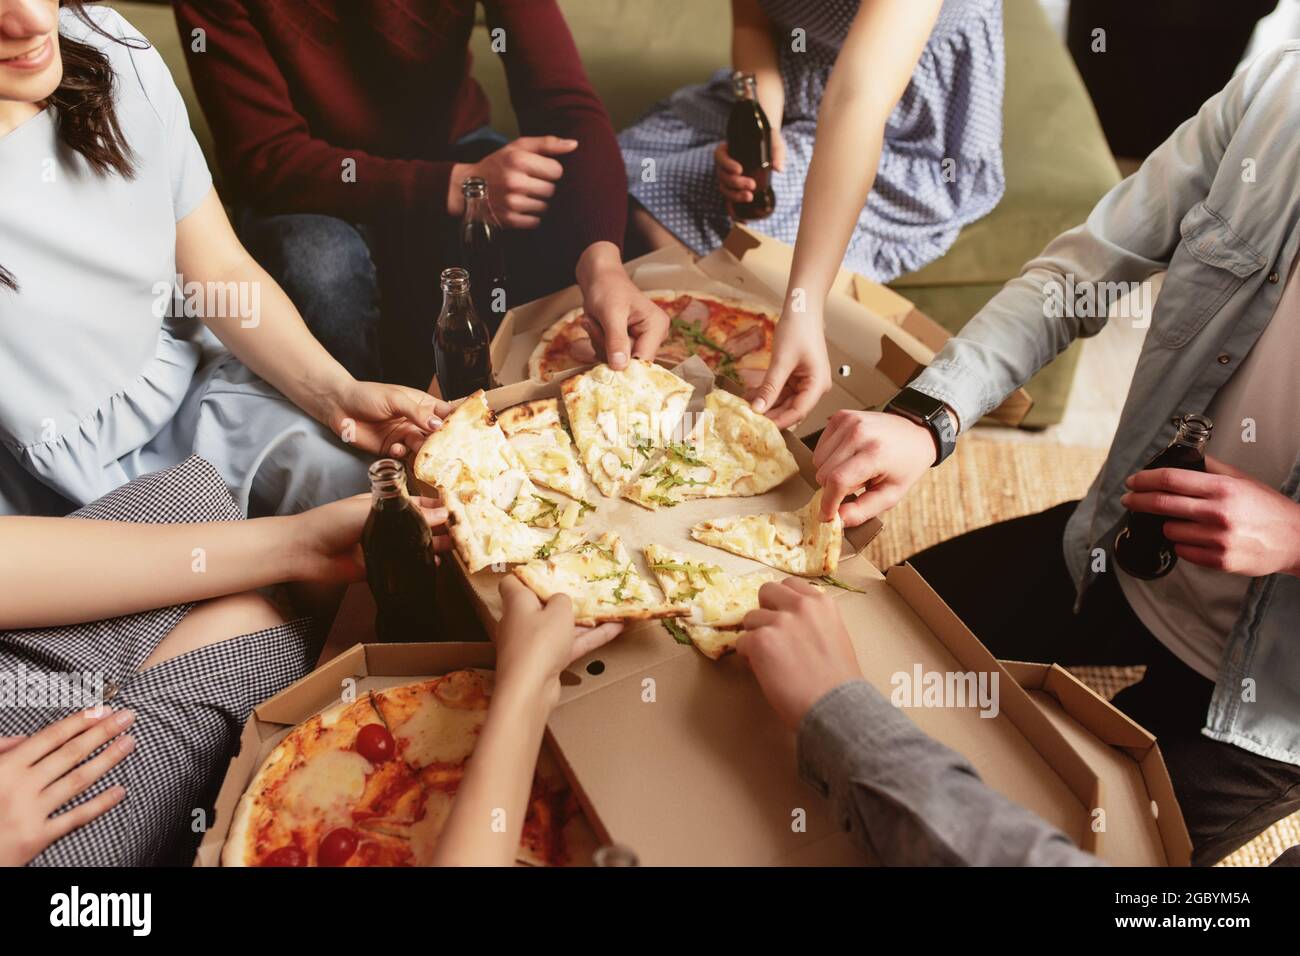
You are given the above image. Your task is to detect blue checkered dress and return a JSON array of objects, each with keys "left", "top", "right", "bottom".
[{"left": 620, "top": 0, "right": 1006, "bottom": 282}]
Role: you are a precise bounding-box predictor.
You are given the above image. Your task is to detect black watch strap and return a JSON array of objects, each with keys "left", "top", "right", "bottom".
[{"left": 883, "top": 387, "right": 957, "bottom": 466}]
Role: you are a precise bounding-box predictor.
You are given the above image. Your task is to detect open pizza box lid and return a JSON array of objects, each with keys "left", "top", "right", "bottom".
[
  {"left": 488, "top": 225, "right": 1031, "bottom": 437},
  {"left": 193, "top": 639, "right": 497, "bottom": 867},
  {"left": 1000, "top": 660, "right": 1193, "bottom": 867},
  {"left": 419, "top": 367, "right": 1183, "bottom": 866}
]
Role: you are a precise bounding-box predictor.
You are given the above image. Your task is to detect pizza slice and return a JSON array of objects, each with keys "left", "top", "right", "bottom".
[
  {"left": 512, "top": 530, "right": 688, "bottom": 626},
  {"left": 688, "top": 489, "right": 844, "bottom": 576},
  {"left": 497, "top": 398, "right": 596, "bottom": 523},
  {"left": 644, "top": 544, "right": 784, "bottom": 660},
  {"left": 622, "top": 388, "right": 797, "bottom": 509},
  {"left": 413, "top": 391, "right": 573, "bottom": 571},
  {"left": 560, "top": 360, "right": 694, "bottom": 498}
]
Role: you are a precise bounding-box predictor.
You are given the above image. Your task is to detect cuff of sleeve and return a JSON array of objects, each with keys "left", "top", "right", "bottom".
[
  {"left": 909, "top": 359, "right": 1001, "bottom": 436},
  {"left": 796, "top": 680, "right": 907, "bottom": 798},
  {"left": 412, "top": 161, "right": 455, "bottom": 219}
]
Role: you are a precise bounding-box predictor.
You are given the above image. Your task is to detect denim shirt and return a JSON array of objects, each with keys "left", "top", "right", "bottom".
[{"left": 911, "top": 43, "right": 1300, "bottom": 765}]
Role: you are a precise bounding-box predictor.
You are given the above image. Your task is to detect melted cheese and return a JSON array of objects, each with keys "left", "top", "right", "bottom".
[
  {"left": 393, "top": 694, "right": 487, "bottom": 767},
  {"left": 280, "top": 750, "right": 371, "bottom": 817}
]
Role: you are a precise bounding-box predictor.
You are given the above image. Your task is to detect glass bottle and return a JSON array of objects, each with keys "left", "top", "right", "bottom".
[
  {"left": 433, "top": 266, "right": 496, "bottom": 401},
  {"left": 459, "top": 176, "right": 508, "bottom": 335},
  {"left": 725, "top": 71, "right": 776, "bottom": 221},
  {"left": 361, "top": 459, "right": 441, "bottom": 642},
  {"left": 1114, "top": 413, "right": 1214, "bottom": 580}
]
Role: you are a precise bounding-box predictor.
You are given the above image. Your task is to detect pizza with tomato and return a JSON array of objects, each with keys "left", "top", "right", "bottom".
[
  {"left": 528, "top": 290, "right": 777, "bottom": 388},
  {"left": 221, "top": 670, "right": 595, "bottom": 867}
]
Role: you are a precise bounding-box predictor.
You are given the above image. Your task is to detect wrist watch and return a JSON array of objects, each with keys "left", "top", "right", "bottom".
[{"left": 883, "top": 387, "right": 957, "bottom": 466}]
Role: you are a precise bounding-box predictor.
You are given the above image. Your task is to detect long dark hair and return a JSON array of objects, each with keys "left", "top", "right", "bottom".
[{"left": 0, "top": 0, "right": 139, "bottom": 292}]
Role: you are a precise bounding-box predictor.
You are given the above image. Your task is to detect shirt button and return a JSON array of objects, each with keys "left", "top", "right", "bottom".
[
  {"left": 1217, "top": 354, "right": 1231, "bottom": 365},
  {"left": 1268, "top": 272, "right": 1280, "bottom": 284}
]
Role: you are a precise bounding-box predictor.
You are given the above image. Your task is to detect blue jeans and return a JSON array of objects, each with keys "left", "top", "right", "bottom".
[
  {"left": 237, "top": 213, "right": 383, "bottom": 382},
  {"left": 237, "top": 127, "right": 511, "bottom": 387}
]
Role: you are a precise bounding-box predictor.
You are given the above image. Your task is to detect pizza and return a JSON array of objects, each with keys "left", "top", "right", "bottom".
[
  {"left": 560, "top": 360, "right": 694, "bottom": 499},
  {"left": 498, "top": 398, "right": 596, "bottom": 516},
  {"left": 644, "top": 544, "right": 784, "bottom": 659},
  {"left": 413, "top": 391, "right": 584, "bottom": 572},
  {"left": 689, "top": 490, "right": 844, "bottom": 576},
  {"left": 528, "top": 290, "right": 778, "bottom": 388},
  {"left": 512, "top": 531, "right": 688, "bottom": 626},
  {"left": 622, "top": 388, "right": 798, "bottom": 510},
  {"left": 222, "top": 671, "right": 595, "bottom": 867}
]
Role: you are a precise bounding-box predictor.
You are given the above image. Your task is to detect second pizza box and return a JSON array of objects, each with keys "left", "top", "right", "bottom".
[
  {"left": 432, "top": 368, "right": 1186, "bottom": 866},
  {"left": 488, "top": 226, "right": 1031, "bottom": 438}
]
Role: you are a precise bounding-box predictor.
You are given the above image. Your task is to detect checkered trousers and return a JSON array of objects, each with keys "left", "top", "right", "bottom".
[{"left": 0, "top": 457, "right": 320, "bottom": 866}]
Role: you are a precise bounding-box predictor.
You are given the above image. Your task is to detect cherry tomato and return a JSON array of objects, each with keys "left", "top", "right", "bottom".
[
  {"left": 356, "top": 723, "right": 396, "bottom": 764},
  {"left": 261, "top": 846, "right": 307, "bottom": 867},
  {"left": 318, "top": 827, "right": 359, "bottom": 867}
]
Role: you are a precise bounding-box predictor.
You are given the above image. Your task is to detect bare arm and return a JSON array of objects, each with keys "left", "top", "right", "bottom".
[
  {"left": 752, "top": 0, "right": 943, "bottom": 428},
  {"left": 432, "top": 579, "right": 620, "bottom": 866},
  {"left": 0, "top": 496, "right": 449, "bottom": 631},
  {"left": 174, "top": 191, "right": 448, "bottom": 457}
]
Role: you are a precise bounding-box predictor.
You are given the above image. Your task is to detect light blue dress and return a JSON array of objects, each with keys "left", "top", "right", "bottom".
[
  {"left": 0, "top": 7, "right": 369, "bottom": 517},
  {"left": 619, "top": 0, "right": 1006, "bottom": 283}
]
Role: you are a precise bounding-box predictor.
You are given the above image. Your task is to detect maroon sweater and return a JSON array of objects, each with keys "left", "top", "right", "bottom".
[{"left": 174, "top": 0, "right": 626, "bottom": 252}]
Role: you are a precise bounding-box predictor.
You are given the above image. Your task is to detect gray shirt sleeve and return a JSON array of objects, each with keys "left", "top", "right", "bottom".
[{"left": 797, "top": 681, "right": 1104, "bottom": 866}]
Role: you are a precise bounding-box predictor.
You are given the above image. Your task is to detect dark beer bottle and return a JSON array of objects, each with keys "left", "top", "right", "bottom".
[
  {"left": 361, "top": 459, "right": 441, "bottom": 642},
  {"left": 725, "top": 70, "right": 776, "bottom": 221},
  {"left": 459, "top": 176, "right": 508, "bottom": 335},
  {"left": 1114, "top": 413, "right": 1213, "bottom": 580},
  {"left": 433, "top": 266, "right": 497, "bottom": 401}
]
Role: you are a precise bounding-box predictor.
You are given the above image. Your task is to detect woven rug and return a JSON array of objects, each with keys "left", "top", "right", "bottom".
[{"left": 862, "top": 436, "right": 1299, "bottom": 867}]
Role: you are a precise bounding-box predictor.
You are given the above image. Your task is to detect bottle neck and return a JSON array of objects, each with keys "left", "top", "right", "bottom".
[
  {"left": 368, "top": 460, "right": 407, "bottom": 503},
  {"left": 464, "top": 194, "right": 488, "bottom": 222}
]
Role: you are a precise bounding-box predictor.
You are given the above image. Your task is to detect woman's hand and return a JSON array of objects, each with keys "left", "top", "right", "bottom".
[
  {"left": 1121, "top": 457, "right": 1300, "bottom": 577},
  {"left": 576, "top": 242, "right": 670, "bottom": 369},
  {"left": 713, "top": 132, "right": 786, "bottom": 207},
  {"left": 494, "top": 577, "right": 623, "bottom": 709},
  {"left": 289, "top": 493, "right": 451, "bottom": 586},
  {"left": 327, "top": 381, "right": 452, "bottom": 460},
  {"left": 749, "top": 307, "right": 831, "bottom": 430},
  {"left": 0, "top": 709, "right": 135, "bottom": 866}
]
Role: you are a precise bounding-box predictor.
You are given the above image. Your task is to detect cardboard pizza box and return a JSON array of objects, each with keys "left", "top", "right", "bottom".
[
  {"left": 412, "top": 367, "right": 1182, "bottom": 866},
  {"left": 486, "top": 226, "right": 1032, "bottom": 438},
  {"left": 1001, "top": 660, "right": 1193, "bottom": 867}
]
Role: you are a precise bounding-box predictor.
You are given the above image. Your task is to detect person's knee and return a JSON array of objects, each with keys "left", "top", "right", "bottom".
[{"left": 140, "top": 592, "right": 286, "bottom": 670}]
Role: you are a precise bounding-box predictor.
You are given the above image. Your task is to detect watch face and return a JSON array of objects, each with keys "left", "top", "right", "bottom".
[{"left": 890, "top": 388, "right": 944, "bottom": 422}]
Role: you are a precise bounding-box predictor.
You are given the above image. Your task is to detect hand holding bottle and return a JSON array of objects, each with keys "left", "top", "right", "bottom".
[
  {"left": 290, "top": 491, "right": 451, "bottom": 587},
  {"left": 1121, "top": 456, "right": 1300, "bottom": 578},
  {"left": 714, "top": 133, "right": 785, "bottom": 206},
  {"left": 447, "top": 136, "right": 579, "bottom": 229}
]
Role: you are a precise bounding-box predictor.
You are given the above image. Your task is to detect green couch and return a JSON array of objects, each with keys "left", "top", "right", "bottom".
[{"left": 112, "top": 0, "right": 1118, "bottom": 427}]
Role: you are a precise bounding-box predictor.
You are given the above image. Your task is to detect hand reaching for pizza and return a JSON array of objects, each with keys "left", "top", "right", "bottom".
[
  {"left": 749, "top": 307, "right": 831, "bottom": 430},
  {"left": 813, "top": 409, "right": 937, "bottom": 526},
  {"left": 495, "top": 576, "right": 624, "bottom": 708},
  {"left": 291, "top": 493, "right": 451, "bottom": 585},
  {"left": 737, "top": 579, "right": 863, "bottom": 730},
  {"left": 575, "top": 242, "right": 670, "bottom": 370},
  {"left": 326, "top": 381, "right": 452, "bottom": 460},
  {"left": 0, "top": 709, "right": 134, "bottom": 866}
]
